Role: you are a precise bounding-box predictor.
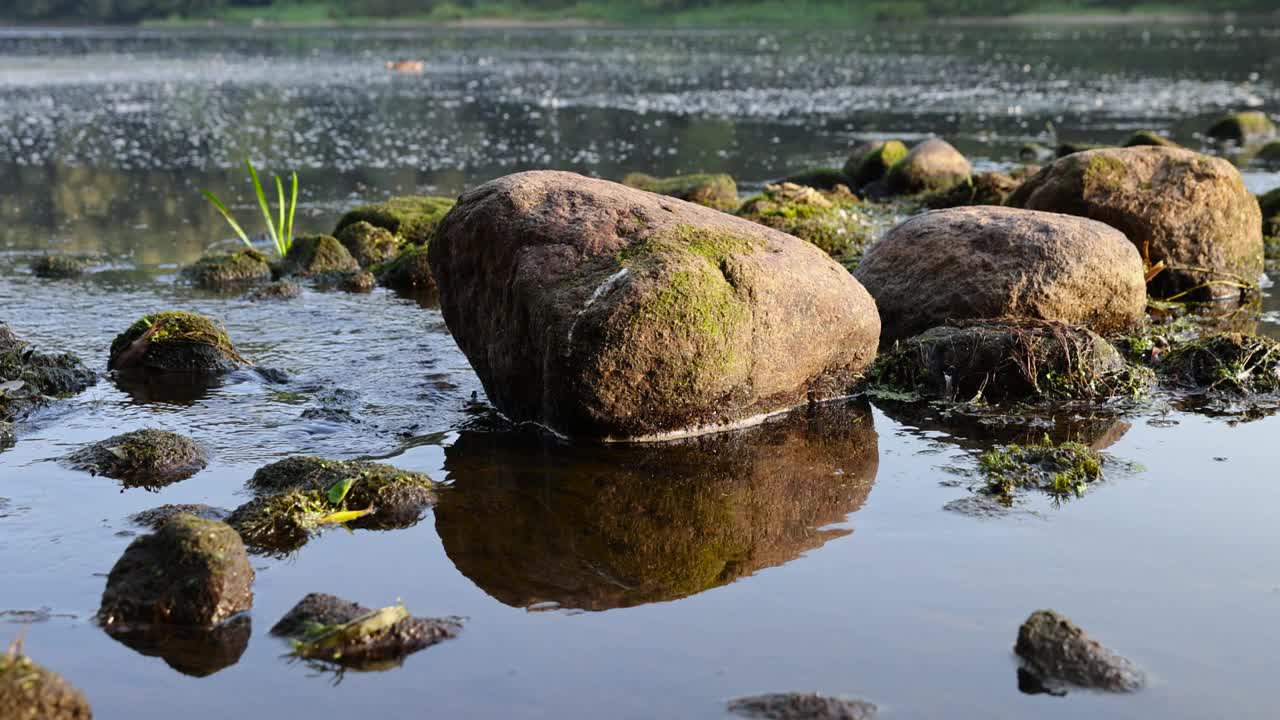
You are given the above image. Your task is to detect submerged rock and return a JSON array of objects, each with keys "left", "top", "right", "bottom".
[
  {"left": 108, "top": 311, "right": 245, "bottom": 375},
  {"left": 270, "top": 593, "right": 461, "bottom": 670},
  {"left": 621, "top": 172, "right": 740, "bottom": 211},
  {"left": 883, "top": 138, "right": 970, "bottom": 195},
  {"left": 1205, "top": 110, "right": 1275, "bottom": 144},
  {"left": 866, "top": 320, "right": 1152, "bottom": 403},
  {"left": 336, "top": 220, "right": 401, "bottom": 268},
  {"left": 181, "top": 249, "right": 271, "bottom": 289},
  {"left": 67, "top": 429, "right": 206, "bottom": 488},
  {"left": 99, "top": 515, "right": 253, "bottom": 627},
  {"left": 0, "top": 643, "right": 92, "bottom": 720},
  {"left": 229, "top": 457, "right": 435, "bottom": 554},
  {"left": 246, "top": 280, "right": 301, "bottom": 301},
  {"left": 377, "top": 245, "right": 434, "bottom": 290},
  {"left": 728, "top": 693, "right": 876, "bottom": 720},
  {"left": 842, "top": 139, "right": 908, "bottom": 189},
  {"left": 920, "top": 171, "right": 1019, "bottom": 209},
  {"left": 1015, "top": 609, "right": 1144, "bottom": 692},
  {"left": 435, "top": 402, "right": 878, "bottom": 611},
  {"left": 333, "top": 195, "right": 455, "bottom": 246},
  {"left": 978, "top": 438, "right": 1105, "bottom": 499},
  {"left": 0, "top": 323, "right": 96, "bottom": 424},
  {"left": 30, "top": 255, "right": 90, "bottom": 279},
  {"left": 855, "top": 206, "right": 1146, "bottom": 343},
  {"left": 429, "top": 171, "right": 880, "bottom": 440},
  {"left": 1008, "top": 146, "right": 1264, "bottom": 302},
  {"left": 129, "top": 503, "right": 229, "bottom": 529},
  {"left": 104, "top": 615, "right": 249, "bottom": 678},
  {"left": 1122, "top": 130, "right": 1178, "bottom": 148},
  {"left": 736, "top": 183, "right": 871, "bottom": 259},
  {"left": 280, "top": 234, "right": 360, "bottom": 277}
]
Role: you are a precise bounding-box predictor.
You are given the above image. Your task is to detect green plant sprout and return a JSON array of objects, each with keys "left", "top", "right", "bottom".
[{"left": 202, "top": 159, "right": 298, "bottom": 258}]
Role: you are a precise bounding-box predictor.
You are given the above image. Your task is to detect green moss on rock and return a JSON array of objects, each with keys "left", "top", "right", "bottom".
[
  {"left": 621, "top": 172, "right": 740, "bottom": 211},
  {"left": 377, "top": 245, "right": 434, "bottom": 290},
  {"left": 0, "top": 644, "right": 92, "bottom": 720},
  {"left": 30, "top": 255, "right": 89, "bottom": 279},
  {"left": 67, "top": 428, "right": 207, "bottom": 488},
  {"left": 182, "top": 249, "right": 271, "bottom": 289},
  {"left": 0, "top": 324, "right": 96, "bottom": 423},
  {"left": 885, "top": 138, "right": 971, "bottom": 195},
  {"left": 280, "top": 234, "right": 360, "bottom": 277},
  {"left": 333, "top": 196, "right": 456, "bottom": 246},
  {"left": 1206, "top": 111, "right": 1276, "bottom": 144},
  {"left": 1123, "top": 130, "right": 1178, "bottom": 148},
  {"left": 979, "top": 438, "right": 1104, "bottom": 499},
  {"left": 108, "top": 311, "right": 245, "bottom": 374},
  {"left": 336, "top": 220, "right": 401, "bottom": 268},
  {"left": 842, "top": 139, "right": 909, "bottom": 189},
  {"left": 736, "top": 183, "right": 872, "bottom": 258}
]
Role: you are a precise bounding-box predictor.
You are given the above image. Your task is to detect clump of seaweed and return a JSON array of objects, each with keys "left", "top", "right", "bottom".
[
  {"left": 1159, "top": 333, "right": 1280, "bottom": 394},
  {"left": 978, "top": 437, "right": 1104, "bottom": 500}
]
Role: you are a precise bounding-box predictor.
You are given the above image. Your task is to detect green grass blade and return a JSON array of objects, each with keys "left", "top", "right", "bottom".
[
  {"left": 200, "top": 189, "right": 253, "bottom": 249},
  {"left": 246, "top": 159, "right": 282, "bottom": 256},
  {"left": 285, "top": 172, "right": 298, "bottom": 253},
  {"left": 275, "top": 175, "right": 286, "bottom": 256}
]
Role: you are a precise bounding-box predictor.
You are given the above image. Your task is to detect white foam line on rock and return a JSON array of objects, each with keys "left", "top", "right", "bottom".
[{"left": 566, "top": 267, "right": 630, "bottom": 345}]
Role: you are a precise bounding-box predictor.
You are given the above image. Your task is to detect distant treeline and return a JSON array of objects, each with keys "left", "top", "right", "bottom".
[{"left": 2, "top": 0, "right": 1276, "bottom": 24}]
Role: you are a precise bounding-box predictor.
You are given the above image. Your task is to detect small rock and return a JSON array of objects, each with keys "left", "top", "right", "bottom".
[
  {"left": 333, "top": 195, "right": 455, "bottom": 246},
  {"left": 108, "top": 311, "right": 246, "bottom": 375},
  {"left": 0, "top": 642, "right": 92, "bottom": 720},
  {"left": 842, "top": 139, "right": 908, "bottom": 189},
  {"left": 271, "top": 593, "right": 461, "bottom": 669},
  {"left": 280, "top": 234, "right": 359, "bottom": 277},
  {"left": 336, "top": 220, "right": 401, "bottom": 268},
  {"left": 728, "top": 693, "right": 876, "bottom": 720},
  {"left": 1122, "top": 130, "right": 1178, "bottom": 148},
  {"left": 181, "top": 249, "right": 272, "bottom": 289},
  {"left": 377, "top": 245, "right": 434, "bottom": 290},
  {"left": 246, "top": 280, "right": 301, "bottom": 301},
  {"left": 921, "top": 171, "right": 1019, "bottom": 209},
  {"left": 884, "top": 137, "right": 970, "bottom": 195},
  {"left": 621, "top": 172, "right": 740, "bottom": 211},
  {"left": 99, "top": 515, "right": 254, "bottom": 627},
  {"left": 1206, "top": 110, "right": 1276, "bottom": 144},
  {"left": 67, "top": 429, "right": 206, "bottom": 488},
  {"left": 1015, "top": 609, "right": 1144, "bottom": 692},
  {"left": 30, "top": 255, "right": 90, "bottom": 280}
]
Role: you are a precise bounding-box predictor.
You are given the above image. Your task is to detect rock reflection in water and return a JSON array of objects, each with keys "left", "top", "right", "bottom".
[
  {"left": 871, "top": 398, "right": 1132, "bottom": 452},
  {"left": 435, "top": 400, "right": 879, "bottom": 611},
  {"left": 102, "top": 615, "right": 251, "bottom": 678}
]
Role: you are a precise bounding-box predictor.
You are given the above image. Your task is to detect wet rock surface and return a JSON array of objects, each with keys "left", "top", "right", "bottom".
[
  {"left": 621, "top": 172, "right": 740, "bottom": 211},
  {"left": 182, "top": 249, "right": 272, "bottom": 289},
  {"left": 67, "top": 429, "right": 207, "bottom": 488},
  {"left": 855, "top": 206, "right": 1146, "bottom": 343},
  {"left": 99, "top": 514, "right": 254, "bottom": 627},
  {"left": 333, "top": 195, "right": 455, "bottom": 246},
  {"left": 1205, "top": 110, "right": 1275, "bottom": 144},
  {"left": 429, "top": 170, "right": 880, "bottom": 440},
  {"left": 0, "top": 323, "right": 96, "bottom": 425},
  {"left": 1015, "top": 609, "right": 1144, "bottom": 693},
  {"left": 0, "top": 643, "right": 92, "bottom": 720},
  {"left": 270, "top": 593, "right": 461, "bottom": 670},
  {"left": 728, "top": 693, "right": 876, "bottom": 720},
  {"left": 247, "top": 280, "right": 301, "bottom": 301},
  {"left": 108, "top": 311, "right": 246, "bottom": 375},
  {"left": 1007, "top": 146, "right": 1263, "bottom": 301}
]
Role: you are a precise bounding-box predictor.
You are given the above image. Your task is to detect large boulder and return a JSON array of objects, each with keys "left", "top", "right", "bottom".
[
  {"left": 855, "top": 206, "right": 1146, "bottom": 343},
  {"left": 884, "top": 138, "right": 970, "bottom": 195},
  {"left": 99, "top": 515, "right": 254, "bottom": 627},
  {"left": 428, "top": 171, "right": 881, "bottom": 440},
  {"left": 1007, "top": 147, "right": 1263, "bottom": 301}
]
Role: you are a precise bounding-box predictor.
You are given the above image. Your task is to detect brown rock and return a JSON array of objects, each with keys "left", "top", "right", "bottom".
[
  {"left": 429, "top": 171, "right": 880, "bottom": 440},
  {"left": 855, "top": 206, "right": 1146, "bottom": 343},
  {"left": 884, "top": 138, "right": 971, "bottom": 195},
  {"left": 1015, "top": 609, "right": 1144, "bottom": 693},
  {"left": 1007, "top": 146, "right": 1263, "bottom": 302}
]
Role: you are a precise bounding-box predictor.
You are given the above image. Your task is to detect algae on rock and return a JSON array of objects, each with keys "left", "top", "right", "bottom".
[
  {"left": 67, "top": 428, "right": 207, "bottom": 488},
  {"left": 333, "top": 195, "right": 456, "bottom": 246},
  {"left": 621, "top": 172, "right": 741, "bottom": 211},
  {"left": 108, "top": 311, "right": 246, "bottom": 374},
  {"left": 736, "top": 182, "right": 873, "bottom": 261}
]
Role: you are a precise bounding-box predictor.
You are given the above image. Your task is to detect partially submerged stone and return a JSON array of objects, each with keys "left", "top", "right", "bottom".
[
  {"left": 1159, "top": 333, "right": 1280, "bottom": 393},
  {"left": 333, "top": 195, "right": 455, "bottom": 246},
  {"left": 979, "top": 438, "right": 1105, "bottom": 498},
  {"left": 1015, "top": 609, "right": 1144, "bottom": 692},
  {"left": 270, "top": 593, "right": 461, "bottom": 669},
  {"left": 883, "top": 138, "right": 970, "bottom": 195},
  {"left": 0, "top": 323, "right": 96, "bottom": 424},
  {"left": 855, "top": 206, "right": 1147, "bottom": 343},
  {"left": 279, "top": 234, "right": 360, "bottom": 277},
  {"left": 0, "top": 642, "right": 92, "bottom": 720},
  {"left": 1008, "top": 146, "right": 1263, "bottom": 302},
  {"left": 778, "top": 167, "right": 850, "bottom": 191},
  {"left": 728, "top": 693, "right": 876, "bottom": 720},
  {"left": 736, "top": 183, "right": 871, "bottom": 259},
  {"left": 428, "top": 171, "right": 880, "bottom": 440},
  {"left": 336, "top": 220, "right": 401, "bottom": 268},
  {"left": 129, "top": 503, "right": 229, "bottom": 529},
  {"left": 338, "top": 270, "right": 376, "bottom": 293},
  {"left": 99, "top": 515, "right": 254, "bottom": 627},
  {"left": 1123, "top": 130, "right": 1178, "bottom": 148},
  {"left": 866, "top": 320, "right": 1153, "bottom": 404},
  {"left": 181, "top": 249, "right": 271, "bottom": 289},
  {"left": 108, "top": 311, "right": 246, "bottom": 375},
  {"left": 921, "top": 171, "right": 1019, "bottom": 209},
  {"left": 842, "top": 139, "right": 908, "bottom": 189},
  {"left": 30, "top": 255, "right": 89, "bottom": 280},
  {"left": 1205, "top": 110, "right": 1275, "bottom": 144},
  {"left": 247, "top": 280, "right": 301, "bottom": 301},
  {"left": 229, "top": 456, "right": 435, "bottom": 553},
  {"left": 621, "top": 172, "right": 740, "bottom": 211},
  {"left": 377, "top": 245, "right": 434, "bottom": 290},
  {"left": 67, "top": 429, "right": 206, "bottom": 488}
]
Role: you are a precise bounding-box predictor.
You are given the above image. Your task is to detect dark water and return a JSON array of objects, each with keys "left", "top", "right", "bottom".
[{"left": 1, "top": 22, "right": 1279, "bottom": 720}]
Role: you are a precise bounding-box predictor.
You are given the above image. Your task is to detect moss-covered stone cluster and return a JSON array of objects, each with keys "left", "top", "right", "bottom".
[
  {"left": 842, "top": 139, "right": 909, "bottom": 188},
  {"left": 921, "top": 171, "right": 1020, "bottom": 209},
  {"left": 333, "top": 195, "right": 456, "bottom": 246},
  {"left": 979, "top": 438, "right": 1104, "bottom": 500},
  {"left": 376, "top": 245, "right": 434, "bottom": 290},
  {"left": 336, "top": 220, "right": 401, "bottom": 268},
  {"left": 280, "top": 234, "right": 360, "bottom": 277},
  {"left": 735, "top": 182, "right": 872, "bottom": 260},
  {"left": 0, "top": 323, "right": 95, "bottom": 426},
  {"left": 1206, "top": 110, "right": 1276, "bottom": 144}
]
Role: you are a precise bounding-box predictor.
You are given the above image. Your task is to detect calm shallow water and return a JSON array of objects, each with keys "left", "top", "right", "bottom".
[{"left": 1, "top": 22, "right": 1279, "bottom": 720}]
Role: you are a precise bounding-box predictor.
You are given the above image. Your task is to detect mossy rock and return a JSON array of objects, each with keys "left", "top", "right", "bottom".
[
  {"left": 0, "top": 647, "right": 92, "bottom": 720},
  {"left": 1260, "top": 187, "right": 1280, "bottom": 243},
  {"left": 778, "top": 167, "right": 851, "bottom": 191},
  {"left": 339, "top": 270, "right": 376, "bottom": 293},
  {"left": 99, "top": 515, "right": 254, "bottom": 627},
  {"left": 280, "top": 234, "right": 359, "bottom": 278},
  {"left": 842, "top": 139, "right": 909, "bottom": 189},
  {"left": 335, "top": 220, "right": 401, "bottom": 268},
  {"left": 921, "top": 171, "right": 1019, "bottom": 209},
  {"left": 620, "top": 172, "right": 740, "bottom": 211},
  {"left": 1257, "top": 140, "right": 1280, "bottom": 164},
  {"left": 247, "top": 280, "right": 301, "bottom": 301},
  {"left": 0, "top": 324, "right": 96, "bottom": 424},
  {"left": 333, "top": 195, "right": 456, "bottom": 246},
  {"left": 228, "top": 457, "right": 435, "bottom": 554},
  {"left": 1056, "top": 141, "right": 1110, "bottom": 158},
  {"left": 1159, "top": 333, "right": 1280, "bottom": 394},
  {"left": 130, "top": 503, "right": 229, "bottom": 529},
  {"left": 108, "top": 311, "right": 245, "bottom": 375},
  {"left": 885, "top": 138, "right": 971, "bottom": 195},
  {"left": 67, "top": 429, "right": 207, "bottom": 488},
  {"left": 1206, "top": 110, "right": 1276, "bottom": 144},
  {"left": 181, "top": 249, "right": 271, "bottom": 289},
  {"left": 978, "top": 438, "right": 1105, "bottom": 500},
  {"left": 1122, "top": 130, "right": 1178, "bottom": 148},
  {"left": 377, "top": 245, "right": 434, "bottom": 290},
  {"left": 736, "top": 182, "right": 871, "bottom": 259},
  {"left": 30, "top": 255, "right": 89, "bottom": 279},
  {"left": 865, "top": 320, "right": 1154, "bottom": 404},
  {"left": 270, "top": 593, "right": 461, "bottom": 670}
]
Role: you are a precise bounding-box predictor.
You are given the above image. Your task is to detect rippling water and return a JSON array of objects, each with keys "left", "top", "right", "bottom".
[{"left": 1, "top": 22, "right": 1279, "bottom": 720}]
